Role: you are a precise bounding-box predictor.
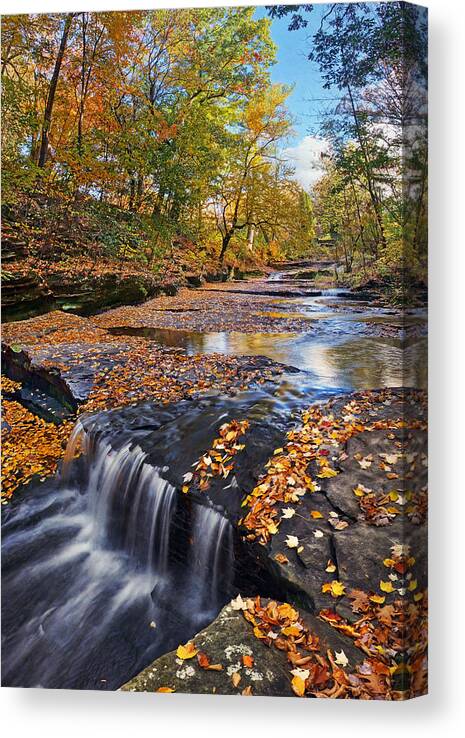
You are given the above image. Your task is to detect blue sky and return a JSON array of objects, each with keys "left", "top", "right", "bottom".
[
  {"left": 255, "top": 5, "right": 327, "bottom": 139},
  {"left": 255, "top": 5, "right": 336, "bottom": 190}
]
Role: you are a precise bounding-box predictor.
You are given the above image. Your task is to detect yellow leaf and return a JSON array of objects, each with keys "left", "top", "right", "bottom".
[
  {"left": 370, "top": 594, "right": 386, "bottom": 604},
  {"left": 317, "top": 467, "right": 338, "bottom": 479},
  {"left": 310, "top": 510, "right": 323, "bottom": 519},
  {"left": 156, "top": 687, "right": 175, "bottom": 693},
  {"left": 176, "top": 642, "right": 198, "bottom": 660},
  {"left": 322, "top": 580, "right": 345, "bottom": 597},
  {"left": 277, "top": 603, "right": 299, "bottom": 621},
  {"left": 281, "top": 625, "right": 302, "bottom": 637},
  {"left": 291, "top": 675, "right": 306, "bottom": 697},
  {"left": 408, "top": 579, "right": 418, "bottom": 591},
  {"left": 380, "top": 580, "right": 395, "bottom": 593}
]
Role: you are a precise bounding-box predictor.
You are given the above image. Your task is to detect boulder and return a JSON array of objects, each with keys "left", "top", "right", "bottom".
[{"left": 121, "top": 598, "right": 365, "bottom": 696}]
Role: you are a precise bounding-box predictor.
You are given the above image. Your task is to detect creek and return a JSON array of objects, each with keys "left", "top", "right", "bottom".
[{"left": 1, "top": 274, "right": 427, "bottom": 689}]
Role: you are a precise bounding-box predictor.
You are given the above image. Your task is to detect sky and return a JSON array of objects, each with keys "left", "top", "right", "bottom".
[{"left": 254, "top": 5, "right": 336, "bottom": 191}]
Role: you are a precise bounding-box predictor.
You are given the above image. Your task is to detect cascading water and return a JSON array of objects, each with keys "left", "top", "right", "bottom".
[
  {"left": 1, "top": 415, "right": 236, "bottom": 690},
  {"left": 190, "top": 505, "right": 234, "bottom": 614}
]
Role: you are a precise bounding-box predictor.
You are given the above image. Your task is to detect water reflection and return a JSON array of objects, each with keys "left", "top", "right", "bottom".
[{"left": 108, "top": 326, "right": 427, "bottom": 391}]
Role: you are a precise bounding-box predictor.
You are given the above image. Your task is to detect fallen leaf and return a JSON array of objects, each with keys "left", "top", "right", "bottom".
[
  {"left": 329, "top": 518, "right": 349, "bottom": 530},
  {"left": 176, "top": 642, "right": 198, "bottom": 660},
  {"left": 317, "top": 467, "right": 338, "bottom": 478},
  {"left": 231, "top": 594, "right": 248, "bottom": 611},
  {"left": 322, "top": 580, "right": 346, "bottom": 597},
  {"left": 285, "top": 535, "right": 299, "bottom": 548},
  {"left": 380, "top": 454, "right": 398, "bottom": 465},
  {"left": 197, "top": 651, "right": 210, "bottom": 668},
  {"left": 354, "top": 483, "right": 372, "bottom": 497},
  {"left": 291, "top": 668, "right": 310, "bottom": 680},
  {"left": 380, "top": 580, "right": 395, "bottom": 593},
  {"left": 334, "top": 650, "right": 349, "bottom": 667},
  {"left": 291, "top": 675, "right": 306, "bottom": 697},
  {"left": 231, "top": 672, "right": 241, "bottom": 688}
]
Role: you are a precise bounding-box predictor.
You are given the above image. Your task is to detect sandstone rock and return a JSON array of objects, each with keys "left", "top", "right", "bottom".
[{"left": 121, "top": 598, "right": 365, "bottom": 695}]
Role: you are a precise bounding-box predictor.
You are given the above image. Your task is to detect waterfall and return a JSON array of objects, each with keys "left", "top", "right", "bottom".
[
  {"left": 61, "top": 422, "right": 177, "bottom": 576},
  {"left": 190, "top": 505, "right": 234, "bottom": 611},
  {"left": 2, "top": 413, "right": 236, "bottom": 689},
  {"left": 60, "top": 421, "right": 235, "bottom": 596}
]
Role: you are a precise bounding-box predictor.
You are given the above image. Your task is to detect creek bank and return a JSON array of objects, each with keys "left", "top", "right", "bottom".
[
  {"left": 1, "top": 259, "right": 180, "bottom": 323},
  {"left": 1, "top": 224, "right": 264, "bottom": 323},
  {"left": 343, "top": 273, "right": 428, "bottom": 309}
]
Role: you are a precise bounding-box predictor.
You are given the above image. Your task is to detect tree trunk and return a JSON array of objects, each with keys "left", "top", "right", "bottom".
[
  {"left": 77, "top": 14, "right": 87, "bottom": 155},
  {"left": 219, "top": 232, "right": 232, "bottom": 264},
  {"left": 135, "top": 173, "right": 144, "bottom": 210},
  {"left": 38, "top": 13, "right": 74, "bottom": 168},
  {"left": 128, "top": 176, "right": 135, "bottom": 210},
  {"left": 246, "top": 224, "right": 255, "bottom": 252}
]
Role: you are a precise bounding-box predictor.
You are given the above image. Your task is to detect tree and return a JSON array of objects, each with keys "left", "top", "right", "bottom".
[
  {"left": 213, "top": 84, "right": 291, "bottom": 263},
  {"left": 269, "top": 2, "right": 428, "bottom": 278},
  {"left": 38, "top": 13, "right": 75, "bottom": 167}
]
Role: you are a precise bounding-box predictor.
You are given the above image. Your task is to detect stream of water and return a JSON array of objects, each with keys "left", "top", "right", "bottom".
[
  {"left": 1, "top": 277, "right": 427, "bottom": 690},
  {"left": 2, "top": 420, "right": 237, "bottom": 689}
]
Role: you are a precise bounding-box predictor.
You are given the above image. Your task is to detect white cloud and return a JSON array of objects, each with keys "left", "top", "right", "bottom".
[{"left": 283, "top": 136, "right": 330, "bottom": 191}]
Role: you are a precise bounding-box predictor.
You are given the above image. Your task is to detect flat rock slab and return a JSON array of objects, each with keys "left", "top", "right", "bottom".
[
  {"left": 2, "top": 310, "right": 287, "bottom": 417},
  {"left": 121, "top": 599, "right": 365, "bottom": 696},
  {"left": 241, "top": 389, "right": 427, "bottom": 616},
  {"left": 94, "top": 287, "right": 318, "bottom": 334}
]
